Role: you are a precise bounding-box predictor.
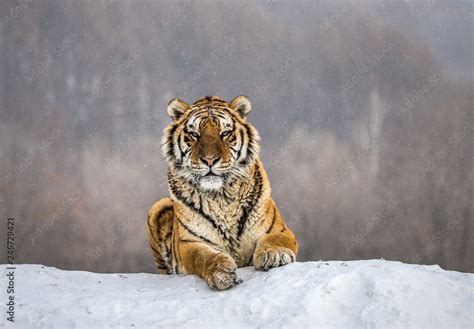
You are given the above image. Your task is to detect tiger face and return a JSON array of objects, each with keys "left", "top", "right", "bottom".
[{"left": 162, "top": 96, "right": 260, "bottom": 191}]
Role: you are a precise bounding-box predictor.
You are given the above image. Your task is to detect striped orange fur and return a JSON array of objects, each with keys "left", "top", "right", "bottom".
[{"left": 147, "top": 95, "right": 298, "bottom": 290}]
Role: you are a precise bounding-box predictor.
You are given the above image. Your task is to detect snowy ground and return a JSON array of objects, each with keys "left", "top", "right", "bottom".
[{"left": 1, "top": 260, "right": 473, "bottom": 328}]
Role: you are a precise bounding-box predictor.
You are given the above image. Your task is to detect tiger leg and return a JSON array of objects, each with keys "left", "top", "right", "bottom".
[
  {"left": 177, "top": 237, "right": 242, "bottom": 290},
  {"left": 146, "top": 197, "right": 174, "bottom": 274},
  {"left": 253, "top": 206, "right": 299, "bottom": 271}
]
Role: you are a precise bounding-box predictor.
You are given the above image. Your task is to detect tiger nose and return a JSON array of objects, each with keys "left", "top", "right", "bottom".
[{"left": 200, "top": 156, "right": 220, "bottom": 167}]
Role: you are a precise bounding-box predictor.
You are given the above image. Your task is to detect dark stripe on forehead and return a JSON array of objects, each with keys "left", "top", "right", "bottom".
[
  {"left": 210, "top": 107, "right": 230, "bottom": 115},
  {"left": 199, "top": 116, "right": 218, "bottom": 127},
  {"left": 187, "top": 108, "right": 233, "bottom": 127},
  {"left": 192, "top": 100, "right": 211, "bottom": 108},
  {"left": 214, "top": 112, "right": 228, "bottom": 120},
  {"left": 214, "top": 113, "right": 234, "bottom": 127},
  {"left": 191, "top": 104, "right": 208, "bottom": 111},
  {"left": 189, "top": 108, "right": 208, "bottom": 116},
  {"left": 186, "top": 109, "right": 208, "bottom": 127},
  {"left": 209, "top": 102, "right": 228, "bottom": 108}
]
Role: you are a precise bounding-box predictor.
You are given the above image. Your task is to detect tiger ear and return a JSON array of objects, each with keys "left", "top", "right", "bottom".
[
  {"left": 167, "top": 98, "right": 190, "bottom": 121},
  {"left": 230, "top": 95, "right": 251, "bottom": 119}
]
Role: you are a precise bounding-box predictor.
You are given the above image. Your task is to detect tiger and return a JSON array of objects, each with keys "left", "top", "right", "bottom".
[{"left": 146, "top": 95, "right": 298, "bottom": 290}]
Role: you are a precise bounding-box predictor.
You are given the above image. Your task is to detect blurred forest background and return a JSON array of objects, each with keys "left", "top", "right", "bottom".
[{"left": 1, "top": 0, "right": 473, "bottom": 273}]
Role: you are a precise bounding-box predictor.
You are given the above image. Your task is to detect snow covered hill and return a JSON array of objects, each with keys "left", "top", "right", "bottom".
[{"left": 1, "top": 260, "right": 472, "bottom": 328}]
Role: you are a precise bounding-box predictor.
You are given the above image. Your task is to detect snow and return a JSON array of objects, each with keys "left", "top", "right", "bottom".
[{"left": 2, "top": 260, "right": 473, "bottom": 328}]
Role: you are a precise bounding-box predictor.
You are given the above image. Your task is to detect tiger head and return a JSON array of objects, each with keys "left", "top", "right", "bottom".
[{"left": 162, "top": 95, "right": 260, "bottom": 191}]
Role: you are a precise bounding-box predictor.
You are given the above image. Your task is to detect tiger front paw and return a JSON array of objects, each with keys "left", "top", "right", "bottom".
[
  {"left": 204, "top": 253, "right": 242, "bottom": 290},
  {"left": 253, "top": 247, "right": 296, "bottom": 271}
]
